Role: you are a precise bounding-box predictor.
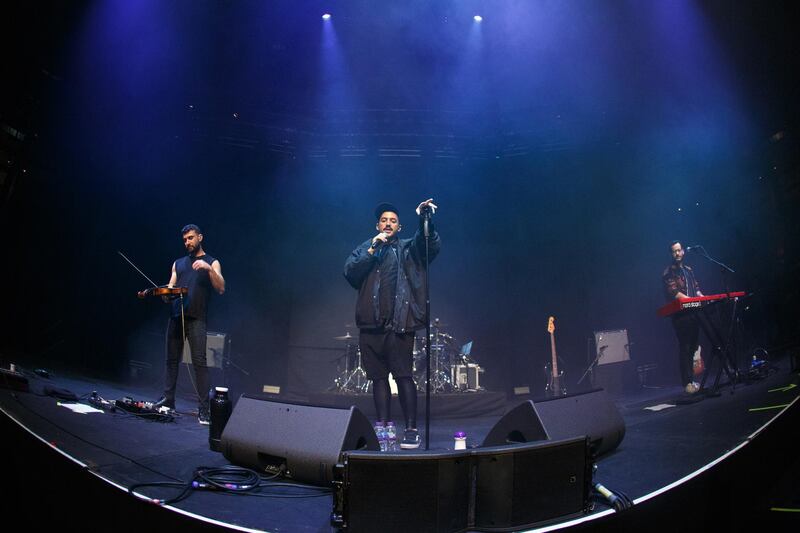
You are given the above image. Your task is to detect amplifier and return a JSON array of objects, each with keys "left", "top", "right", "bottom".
[
  {"left": 182, "top": 331, "right": 226, "bottom": 368},
  {"left": 594, "top": 329, "right": 630, "bottom": 365}
]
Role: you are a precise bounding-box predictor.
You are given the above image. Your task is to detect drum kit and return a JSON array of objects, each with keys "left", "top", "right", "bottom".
[
  {"left": 331, "top": 319, "right": 482, "bottom": 394},
  {"left": 331, "top": 331, "right": 370, "bottom": 393}
]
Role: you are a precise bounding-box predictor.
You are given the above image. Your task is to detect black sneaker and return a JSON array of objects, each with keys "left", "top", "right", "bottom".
[
  {"left": 198, "top": 406, "right": 210, "bottom": 425},
  {"left": 400, "top": 428, "right": 421, "bottom": 450},
  {"left": 153, "top": 396, "right": 175, "bottom": 410}
]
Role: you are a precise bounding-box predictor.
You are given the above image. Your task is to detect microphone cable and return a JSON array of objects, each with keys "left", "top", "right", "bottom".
[
  {"left": 129, "top": 465, "right": 330, "bottom": 505},
  {"left": 593, "top": 481, "right": 634, "bottom": 512}
]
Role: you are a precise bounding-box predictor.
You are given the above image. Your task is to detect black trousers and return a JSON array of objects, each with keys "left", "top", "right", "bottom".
[
  {"left": 672, "top": 313, "right": 700, "bottom": 386},
  {"left": 164, "top": 316, "right": 210, "bottom": 409}
]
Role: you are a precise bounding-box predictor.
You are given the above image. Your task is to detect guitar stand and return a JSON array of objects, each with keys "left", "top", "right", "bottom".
[{"left": 697, "top": 298, "right": 741, "bottom": 397}]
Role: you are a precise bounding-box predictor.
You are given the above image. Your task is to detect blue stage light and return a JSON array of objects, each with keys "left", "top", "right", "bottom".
[
  {"left": 322, "top": 13, "right": 331, "bottom": 21},
  {"left": 474, "top": 15, "right": 483, "bottom": 22}
]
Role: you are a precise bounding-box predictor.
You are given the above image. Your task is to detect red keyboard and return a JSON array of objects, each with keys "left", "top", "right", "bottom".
[{"left": 657, "top": 292, "right": 746, "bottom": 318}]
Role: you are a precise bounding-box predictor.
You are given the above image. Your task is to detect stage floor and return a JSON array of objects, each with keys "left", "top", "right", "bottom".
[{"left": 1, "top": 360, "right": 798, "bottom": 531}]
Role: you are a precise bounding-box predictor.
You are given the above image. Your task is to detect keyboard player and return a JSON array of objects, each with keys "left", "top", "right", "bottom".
[{"left": 663, "top": 241, "right": 705, "bottom": 394}]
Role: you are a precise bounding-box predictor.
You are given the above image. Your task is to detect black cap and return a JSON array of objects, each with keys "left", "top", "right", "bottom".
[{"left": 374, "top": 202, "right": 400, "bottom": 220}]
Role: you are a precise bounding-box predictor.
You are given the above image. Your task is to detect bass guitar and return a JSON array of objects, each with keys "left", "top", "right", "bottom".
[{"left": 544, "top": 316, "right": 567, "bottom": 397}]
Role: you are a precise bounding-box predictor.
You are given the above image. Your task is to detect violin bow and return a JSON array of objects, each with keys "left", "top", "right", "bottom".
[{"left": 117, "top": 250, "right": 159, "bottom": 289}]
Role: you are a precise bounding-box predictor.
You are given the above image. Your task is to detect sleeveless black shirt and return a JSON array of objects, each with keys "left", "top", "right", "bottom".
[{"left": 171, "top": 253, "right": 217, "bottom": 319}]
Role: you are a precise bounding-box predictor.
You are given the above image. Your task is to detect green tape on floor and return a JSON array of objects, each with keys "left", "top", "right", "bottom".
[
  {"left": 748, "top": 403, "right": 791, "bottom": 412},
  {"left": 768, "top": 383, "right": 797, "bottom": 393}
]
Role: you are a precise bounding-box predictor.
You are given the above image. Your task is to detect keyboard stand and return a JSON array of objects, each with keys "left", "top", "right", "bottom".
[{"left": 697, "top": 297, "right": 742, "bottom": 396}]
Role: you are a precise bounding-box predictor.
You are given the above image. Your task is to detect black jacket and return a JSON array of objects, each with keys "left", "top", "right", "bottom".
[{"left": 344, "top": 218, "right": 441, "bottom": 333}]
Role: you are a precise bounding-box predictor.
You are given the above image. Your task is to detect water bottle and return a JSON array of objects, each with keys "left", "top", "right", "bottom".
[
  {"left": 385, "top": 421, "right": 398, "bottom": 452},
  {"left": 454, "top": 431, "right": 467, "bottom": 450},
  {"left": 209, "top": 387, "right": 232, "bottom": 452},
  {"left": 375, "top": 422, "right": 387, "bottom": 452}
]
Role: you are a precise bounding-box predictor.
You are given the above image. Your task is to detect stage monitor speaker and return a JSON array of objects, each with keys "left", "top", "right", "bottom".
[
  {"left": 483, "top": 389, "right": 625, "bottom": 457},
  {"left": 333, "top": 450, "right": 471, "bottom": 533},
  {"left": 221, "top": 396, "right": 379, "bottom": 486},
  {"left": 482, "top": 399, "right": 550, "bottom": 446},
  {"left": 333, "top": 441, "right": 591, "bottom": 532},
  {"left": 535, "top": 389, "right": 625, "bottom": 457},
  {"left": 473, "top": 437, "right": 592, "bottom": 530}
]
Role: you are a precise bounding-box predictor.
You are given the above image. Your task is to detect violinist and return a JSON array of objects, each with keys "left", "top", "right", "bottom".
[{"left": 153, "top": 224, "right": 225, "bottom": 424}]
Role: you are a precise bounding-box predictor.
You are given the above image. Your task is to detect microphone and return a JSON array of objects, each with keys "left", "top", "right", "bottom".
[
  {"left": 371, "top": 232, "right": 389, "bottom": 248},
  {"left": 419, "top": 203, "right": 435, "bottom": 218},
  {"left": 685, "top": 245, "right": 702, "bottom": 252}
]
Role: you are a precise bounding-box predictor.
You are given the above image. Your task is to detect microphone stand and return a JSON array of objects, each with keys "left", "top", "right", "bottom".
[
  {"left": 423, "top": 207, "right": 433, "bottom": 451},
  {"left": 220, "top": 336, "right": 251, "bottom": 389},
  {"left": 688, "top": 245, "right": 741, "bottom": 391},
  {"left": 689, "top": 245, "right": 735, "bottom": 275}
]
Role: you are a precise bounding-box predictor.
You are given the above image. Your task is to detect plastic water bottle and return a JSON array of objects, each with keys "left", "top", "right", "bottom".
[
  {"left": 375, "top": 422, "right": 387, "bottom": 452},
  {"left": 209, "top": 387, "right": 232, "bottom": 452},
  {"left": 454, "top": 431, "right": 467, "bottom": 450},
  {"left": 385, "top": 421, "right": 398, "bottom": 452}
]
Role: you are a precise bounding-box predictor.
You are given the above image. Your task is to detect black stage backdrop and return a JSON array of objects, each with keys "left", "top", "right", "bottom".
[{"left": 1, "top": 1, "right": 797, "bottom": 397}]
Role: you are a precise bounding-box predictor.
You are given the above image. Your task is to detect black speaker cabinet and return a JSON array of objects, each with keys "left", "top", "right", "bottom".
[
  {"left": 474, "top": 437, "right": 592, "bottom": 530},
  {"left": 220, "top": 396, "right": 379, "bottom": 486},
  {"left": 482, "top": 399, "right": 550, "bottom": 446},
  {"left": 593, "top": 360, "right": 636, "bottom": 396},
  {"left": 334, "top": 450, "right": 472, "bottom": 533},
  {"left": 484, "top": 389, "right": 625, "bottom": 457},
  {"left": 534, "top": 389, "right": 625, "bottom": 456},
  {"left": 333, "top": 438, "right": 591, "bottom": 532}
]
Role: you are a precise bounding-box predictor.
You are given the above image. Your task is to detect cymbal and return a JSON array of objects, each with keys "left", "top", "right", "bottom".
[{"left": 333, "top": 333, "right": 355, "bottom": 341}]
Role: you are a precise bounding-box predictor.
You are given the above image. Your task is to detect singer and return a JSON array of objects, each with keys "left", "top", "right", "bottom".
[
  {"left": 344, "top": 199, "right": 440, "bottom": 449},
  {"left": 153, "top": 224, "right": 225, "bottom": 424},
  {"left": 662, "top": 240, "right": 704, "bottom": 394}
]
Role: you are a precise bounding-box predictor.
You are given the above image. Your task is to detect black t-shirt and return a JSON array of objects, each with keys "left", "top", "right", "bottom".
[
  {"left": 377, "top": 240, "right": 399, "bottom": 326},
  {"left": 171, "top": 253, "right": 217, "bottom": 319}
]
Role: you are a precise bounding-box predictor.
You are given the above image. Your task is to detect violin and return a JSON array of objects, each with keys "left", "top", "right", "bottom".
[{"left": 137, "top": 286, "right": 188, "bottom": 299}]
